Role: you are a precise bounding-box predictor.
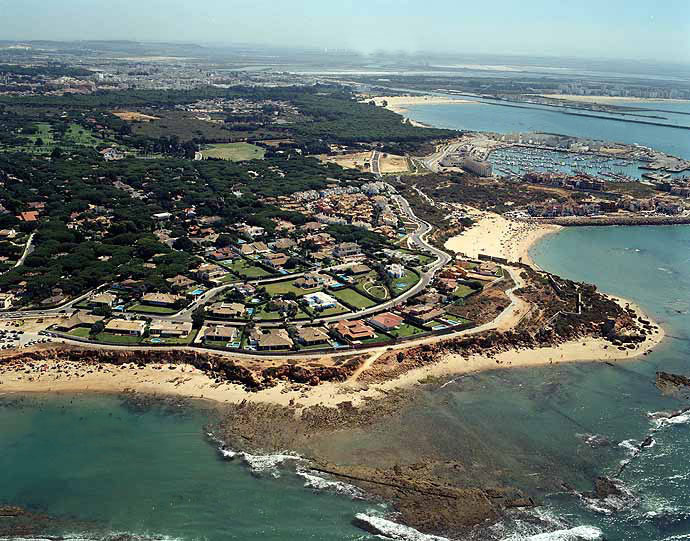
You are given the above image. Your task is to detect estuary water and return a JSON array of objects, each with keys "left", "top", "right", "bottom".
[{"left": 405, "top": 99, "right": 690, "bottom": 159}]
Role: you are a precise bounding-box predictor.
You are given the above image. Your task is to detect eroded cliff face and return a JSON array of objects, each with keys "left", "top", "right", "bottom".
[{"left": 0, "top": 347, "right": 363, "bottom": 390}]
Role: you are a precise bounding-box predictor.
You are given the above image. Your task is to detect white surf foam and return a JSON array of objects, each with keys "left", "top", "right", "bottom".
[
  {"left": 489, "top": 507, "right": 572, "bottom": 540},
  {"left": 0, "top": 532, "right": 183, "bottom": 541},
  {"left": 618, "top": 438, "right": 639, "bottom": 455},
  {"left": 207, "top": 430, "right": 302, "bottom": 476},
  {"left": 648, "top": 410, "right": 690, "bottom": 430},
  {"left": 240, "top": 451, "right": 302, "bottom": 476},
  {"left": 296, "top": 468, "right": 366, "bottom": 499},
  {"left": 501, "top": 526, "right": 604, "bottom": 540},
  {"left": 580, "top": 478, "right": 639, "bottom": 516},
  {"left": 439, "top": 375, "right": 466, "bottom": 389},
  {"left": 353, "top": 513, "right": 451, "bottom": 540}
]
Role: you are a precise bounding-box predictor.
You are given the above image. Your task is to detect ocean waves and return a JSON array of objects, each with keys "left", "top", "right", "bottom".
[
  {"left": 295, "top": 468, "right": 366, "bottom": 499},
  {"left": 0, "top": 532, "right": 183, "bottom": 541},
  {"left": 648, "top": 409, "right": 690, "bottom": 430},
  {"left": 484, "top": 508, "right": 604, "bottom": 541},
  {"left": 207, "top": 430, "right": 366, "bottom": 499},
  {"left": 208, "top": 430, "right": 302, "bottom": 477}
]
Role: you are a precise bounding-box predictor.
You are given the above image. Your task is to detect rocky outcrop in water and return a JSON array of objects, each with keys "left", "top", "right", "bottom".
[
  {"left": 315, "top": 462, "right": 534, "bottom": 535},
  {"left": 580, "top": 476, "right": 639, "bottom": 515},
  {"left": 656, "top": 371, "right": 690, "bottom": 397},
  {"left": 0, "top": 503, "right": 93, "bottom": 537},
  {"left": 587, "top": 477, "right": 625, "bottom": 500}
]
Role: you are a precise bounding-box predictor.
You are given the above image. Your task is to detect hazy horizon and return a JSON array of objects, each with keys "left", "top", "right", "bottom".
[{"left": 0, "top": 0, "right": 688, "bottom": 64}]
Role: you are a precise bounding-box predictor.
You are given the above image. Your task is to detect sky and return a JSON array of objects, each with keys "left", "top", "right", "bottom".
[{"left": 1, "top": 0, "right": 689, "bottom": 63}]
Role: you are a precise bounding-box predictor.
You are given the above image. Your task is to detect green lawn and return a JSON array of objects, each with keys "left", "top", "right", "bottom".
[
  {"left": 453, "top": 284, "right": 477, "bottom": 298},
  {"left": 442, "top": 316, "right": 472, "bottom": 326},
  {"left": 308, "top": 303, "right": 350, "bottom": 317},
  {"left": 17, "top": 123, "right": 55, "bottom": 154},
  {"left": 222, "top": 258, "right": 271, "bottom": 278},
  {"left": 252, "top": 305, "right": 283, "bottom": 321},
  {"left": 416, "top": 254, "right": 434, "bottom": 266},
  {"left": 63, "top": 124, "right": 105, "bottom": 147},
  {"left": 388, "top": 323, "right": 427, "bottom": 338},
  {"left": 391, "top": 269, "right": 421, "bottom": 293},
  {"left": 295, "top": 309, "right": 312, "bottom": 320},
  {"left": 355, "top": 272, "right": 389, "bottom": 301},
  {"left": 92, "top": 333, "right": 143, "bottom": 345},
  {"left": 11, "top": 122, "right": 112, "bottom": 155},
  {"left": 67, "top": 327, "right": 91, "bottom": 338},
  {"left": 128, "top": 304, "right": 180, "bottom": 314},
  {"left": 331, "top": 288, "right": 378, "bottom": 309},
  {"left": 144, "top": 330, "right": 198, "bottom": 345},
  {"left": 203, "top": 339, "right": 240, "bottom": 349},
  {"left": 264, "top": 279, "right": 314, "bottom": 297},
  {"left": 202, "top": 142, "right": 266, "bottom": 162},
  {"left": 360, "top": 332, "right": 393, "bottom": 344}
]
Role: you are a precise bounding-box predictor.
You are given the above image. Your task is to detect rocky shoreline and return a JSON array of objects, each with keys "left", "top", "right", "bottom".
[{"left": 0, "top": 346, "right": 364, "bottom": 391}]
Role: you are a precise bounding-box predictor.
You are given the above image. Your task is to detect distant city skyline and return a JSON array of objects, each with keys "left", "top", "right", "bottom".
[{"left": 0, "top": 0, "right": 688, "bottom": 64}]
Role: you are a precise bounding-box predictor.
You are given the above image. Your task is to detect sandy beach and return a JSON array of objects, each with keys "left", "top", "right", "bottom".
[
  {"left": 376, "top": 327, "right": 665, "bottom": 395},
  {"left": 0, "top": 312, "right": 665, "bottom": 411},
  {"left": 540, "top": 94, "right": 690, "bottom": 105},
  {"left": 369, "top": 95, "right": 478, "bottom": 115},
  {"left": 443, "top": 210, "right": 561, "bottom": 267}
]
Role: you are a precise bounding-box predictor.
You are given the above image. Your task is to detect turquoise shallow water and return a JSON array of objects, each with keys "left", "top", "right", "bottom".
[
  {"left": 522, "top": 225, "right": 690, "bottom": 539},
  {"left": 403, "top": 225, "right": 690, "bottom": 540},
  {"left": 0, "top": 395, "right": 378, "bottom": 540}
]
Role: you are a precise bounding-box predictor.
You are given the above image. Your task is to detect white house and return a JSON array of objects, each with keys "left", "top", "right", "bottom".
[
  {"left": 386, "top": 263, "right": 406, "bottom": 279},
  {"left": 303, "top": 291, "right": 338, "bottom": 310}
]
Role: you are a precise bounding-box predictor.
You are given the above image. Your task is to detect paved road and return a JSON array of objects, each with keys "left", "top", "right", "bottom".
[
  {"left": 370, "top": 150, "right": 381, "bottom": 175},
  {"left": 207, "top": 195, "right": 452, "bottom": 327},
  {"left": 420, "top": 142, "right": 462, "bottom": 172},
  {"left": 13, "top": 232, "right": 35, "bottom": 269},
  {"left": 301, "top": 194, "right": 451, "bottom": 324},
  {"left": 0, "top": 287, "right": 100, "bottom": 319},
  {"left": 0, "top": 262, "right": 357, "bottom": 322}
]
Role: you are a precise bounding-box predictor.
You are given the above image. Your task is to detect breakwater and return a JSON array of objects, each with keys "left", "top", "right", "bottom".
[{"left": 546, "top": 215, "right": 690, "bottom": 227}]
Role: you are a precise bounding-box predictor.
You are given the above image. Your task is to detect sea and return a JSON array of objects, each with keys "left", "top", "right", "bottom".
[{"left": 2, "top": 101, "right": 690, "bottom": 541}]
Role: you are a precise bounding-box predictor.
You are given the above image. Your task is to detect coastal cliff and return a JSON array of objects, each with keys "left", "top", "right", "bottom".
[{"left": 0, "top": 347, "right": 363, "bottom": 390}]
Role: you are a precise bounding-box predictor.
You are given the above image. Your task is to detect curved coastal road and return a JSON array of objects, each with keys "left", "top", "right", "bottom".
[{"left": 32, "top": 266, "right": 526, "bottom": 361}]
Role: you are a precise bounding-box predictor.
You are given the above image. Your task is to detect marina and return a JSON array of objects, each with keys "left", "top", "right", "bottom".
[{"left": 488, "top": 146, "right": 690, "bottom": 183}]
